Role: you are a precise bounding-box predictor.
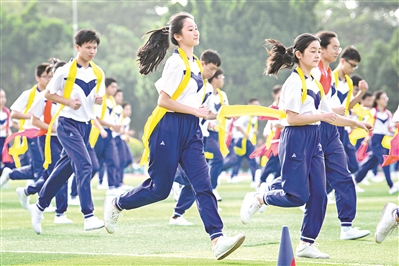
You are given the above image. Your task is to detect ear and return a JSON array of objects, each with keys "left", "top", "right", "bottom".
[
  {"left": 75, "top": 44, "right": 80, "bottom": 52},
  {"left": 173, "top": 33, "right": 181, "bottom": 42},
  {"left": 35, "top": 76, "right": 40, "bottom": 83},
  {"left": 295, "top": 50, "right": 302, "bottom": 60},
  {"left": 201, "top": 61, "right": 205, "bottom": 67}
]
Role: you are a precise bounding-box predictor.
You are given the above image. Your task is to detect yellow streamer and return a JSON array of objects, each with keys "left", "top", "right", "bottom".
[{"left": 333, "top": 70, "right": 353, "bottom": 115}]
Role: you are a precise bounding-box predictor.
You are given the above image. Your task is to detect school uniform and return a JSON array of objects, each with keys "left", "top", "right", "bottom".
[
  {"left": 24, "top": 91, "right": 67, "bottom": 214},
  {"left": 335, "top": 77, "right": 359, "bottom": 173},
  {"left": 116, "top": 51, "right": 223, "bottom": 240},
  {"left": 313, "top": 68, "right": 357, "bottom": 228},
  {"left": 264, "top": 70, "right": 329, "bottom": 243},
  {"left": 355, "top": 108, "right": 393, "bottom": 187},
  {"left": 93, "top": 96, "right": 120, "bottom": 189},
  {"left": 260, "top": 120, "right": 281, "bottom": 182},
  {"left": 9, "top": 87, "right": 44, "bottom": 180},
  {"left": 0, "top": 107, "right": 13, "bottom": 168},
  {"left": 204, "top": 87, "right": 229, "bottom": 189},
  {"left": 36, "top": 60, "right": 105, "bottom": 219}
]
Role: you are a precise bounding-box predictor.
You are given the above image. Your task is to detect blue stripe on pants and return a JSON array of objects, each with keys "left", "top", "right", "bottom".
[
  {"left": 117, "top": 113, "right": 223, "bottom": 239},
  {"left": 37, "top": 117, "right": 94, "bottom": 217},
  {"left": 265, "top": 125, "right": 327, "bottom": 243}
]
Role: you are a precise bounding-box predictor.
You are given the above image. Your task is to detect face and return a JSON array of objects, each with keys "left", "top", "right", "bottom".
[
  {"left": 321, "top": 37, "right": 341, "bottom": 63},
  {"left": 106, "top": 82, "right": 118, "bottom": 97},
  {"left": 361, "top": 96, "right": 374, "bottom": 108},
  {"left": 174, "top": 18, "right": 200, "bottom": 48},
  {"left": 123, "top": 104, "right": 132, "bottom": 117},
  {"left": 352, "top": 85, "right": 359, "bottom": 96},
  {"left": 76, "top": 41, "right": 98, "bottom": 62},
  {"left": 0, "top": 90, "right": 6, "bottom": 107},
  {"left": 249, "top": 100, "right": 260, "bottom": 106},
  {"left": 114, "top": 91, "right": 123, "bottom": 105},
  {"left": 377, "top": 93, "right": 389, "bottom": 108},
  {"left": 340, "top": 58, "right": 359, "bottom": 76},
  {"left": 296, "top": 40, "right": 321, "bottom": 72},
  {"left": 201, "top": 62, "right": 218, "bottom": 80},
  {"left": 213, "top": 74, "right": 225, "bottom": 89},
  {"left": 35, "top": 71, "right": 52, "bottom": 88}
]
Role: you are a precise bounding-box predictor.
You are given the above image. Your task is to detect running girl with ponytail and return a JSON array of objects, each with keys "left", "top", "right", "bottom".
[{"left": 103, "top": 12, "right": 245, "bottom": 260}]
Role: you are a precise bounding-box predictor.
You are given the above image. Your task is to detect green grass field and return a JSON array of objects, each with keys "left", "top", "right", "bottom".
[{"left": 1, "top": 173, "right": 398, "bottom": 266}]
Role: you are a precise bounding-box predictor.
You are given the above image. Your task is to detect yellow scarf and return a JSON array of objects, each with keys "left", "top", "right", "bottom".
[
  {"left": 43, "top": 59, "right": 103, "bottom": 169},
  {"left": 333, "top": 70, "right": 353, "bottom": 115},
  {"left": 140, "top": 48, "right": 202, "bottom": 166},
  {"left": 89, "top": 95, "right": 112, "bottom": 147},
  {"left": 9, "top": 85, "right": 38, "bottom": 167},
  {"left": 234, "top": 116, "right": 258, "bottom": 156}
]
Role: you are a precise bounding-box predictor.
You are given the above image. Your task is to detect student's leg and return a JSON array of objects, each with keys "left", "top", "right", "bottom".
[
  {"left": 174, "top": 185, "right": 195, "bottom": 216},
  {"left": 245, "top": 141, "right": 259, "bottom": 181},
  {"left": 205, "top": 132, "right": 224, "bottom": 189},
  {"left": 104, "top": 135, "right": 120, "bottom": 188}
]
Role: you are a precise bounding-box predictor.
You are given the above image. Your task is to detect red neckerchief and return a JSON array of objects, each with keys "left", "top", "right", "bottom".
[{"left": 318, "top": 61, "right": 332, "bottom": 95}]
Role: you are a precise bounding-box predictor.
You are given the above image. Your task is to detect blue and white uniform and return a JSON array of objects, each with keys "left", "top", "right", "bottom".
[
  {"left": 36, "top": 60, "right": 105, "bottom": 219},
  {"left": 116, "top": 51, "right": 224, "bottom": 240},
  {"left": 355, "top": 108, "right": 393, "bottom": 188},
  {"left": 264, "top": 70, "right": 329, "bottom": 243},
  {"left": 9, "top": 86, "right": 44, "bottom": 180}
]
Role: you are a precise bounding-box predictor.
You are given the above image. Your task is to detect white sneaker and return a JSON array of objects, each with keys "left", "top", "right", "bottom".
[
  {"left": 119, "top": 184, "right": 133, "bottom": 191},
  {"left": 69, "top": 196, "right": 80, "bottom": 206},
  {"left": 361, "top": 178, "right": 370, "bottom": 186},
  {"left": 213, "top": 234, "right": 245, "bottom": 260},
  {"left": 172, "top": 182, "right": 182, "bottom": 202},
  {"left": 169, "top": 216, "right": 193, "bottom": 226},
  {"left": 327, "top": 192, "right": 336, "bottom": 205},
  {"left": 259, "top": 182, "right": 270, "bottom": 195},
  {"left": 389, "top": 182, "right": 399, "bottom": 195},
  {"left": 0, "top": 167, "right": 11, "bottom": 188},
  {"left": 354, "top": 184, "right": 365, "bottom": 193},
  {"left": 213, "top": 189, "right": 222, "bottom": 202},
  {"left": 16, "top": 187, "right": 29, "bottom": 210},
  {"left": 296, "top": 242, "right": 329, "bottom": 259},
  {"left": 250, "top": 181, "right": 258, "bottom": 188},
  {"left": 106, "top": 187, "right": 124, "bottom": 197},
  {"left": 229, "top": 176, "right": 242, "bottom": 183},
  {"left": 240, "top": 192, "right": 262, "bottom": 224},
  {"left": 28, "top": 204, "right": 43, "bottom": 234},
  {"left": 340, "top": 227, "right": 370, "bottom": 240},
  {"left": 258, "top": 205, "right": 267, "bottom": 213},
  {"left": 375, "top": 203, "right": 399, "bottom": 243},
  {"left": 103, "top": 197, "right": 122, "bottom": 234},
  {"left": 43, "top": 203, "right": 56, "bottom": 213},
  {"left": 84, "top": 216, "right": 104, "bottom": 231},
  {"left": 54, "top": 215, "right": 73, "bottom": 224}
]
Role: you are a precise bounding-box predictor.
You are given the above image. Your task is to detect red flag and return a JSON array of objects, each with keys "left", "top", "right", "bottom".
[
  {"left": 2, "top": 128, "right": 40, "bottom": 163},
  {"left": 382, "top": 133, "right": 399, "bottom": 166},
  {"left": 356, "top": 142, "right": 369, "bottom": 162}
]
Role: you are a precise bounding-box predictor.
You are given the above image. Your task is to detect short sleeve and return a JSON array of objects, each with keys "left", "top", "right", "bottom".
[
  {"left": 282, "top": 76, "right": 302, "bottom": 113},
  {"left": 47, "top": 66, "right": 66, "bottom": 95},
  {"left": 155, "top": 56, "right": 184, "bottom": 97}
]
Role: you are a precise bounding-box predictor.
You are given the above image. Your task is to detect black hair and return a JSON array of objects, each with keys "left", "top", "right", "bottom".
[
  {"left": 350, "top": 74, "right": 364, "bottom": 87},
  {"left": 362, "top": 91, "right": 373, "bottom": 100},
  {"left": 208, "top": 68, "right": 224, "bottom": 84},
  {"left": 200, "top": 50, "right": 221, "bottom": 67},
  {"left": 265, "top": 33, "right": 320, "bottom": 77},
  {"left": 46, "top": 58, "right": 66, "bottom": 74},
  {"left": 136, "top": 12, "right": 195, "bottom": 75},
  {"left": 341, "top": 46, "right": 361, "bottom": 62},
  {"left": 75, "top": 29, "right": 100, "bottom": 46},
  {"left": 105, "top": 77, "right": 117, "bottom": 88},
  {"left": 35, "top": 62, "right": 51, "bottom": 77},
  {"left": 315, "top": 31, "right": 338, "bottom": 49},
  {"left": 122, "top": 101, "right": 131, "bottom": 109},
  {"left": 115, "top": 89, "right": 123, "bottom": 96},
  {"left": 248, "top": 98, "right": 259, "bottom": 104},
  {"left": 372, "top": 90, "right": 386, "bottom": 108},
  {"left": 272, "top": 84, "right": 282, "bottom": 95}
]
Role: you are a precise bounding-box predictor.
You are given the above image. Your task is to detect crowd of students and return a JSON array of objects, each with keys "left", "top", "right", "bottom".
[{"left": 1, "top": 11, "right": 398, "bottom": 261}]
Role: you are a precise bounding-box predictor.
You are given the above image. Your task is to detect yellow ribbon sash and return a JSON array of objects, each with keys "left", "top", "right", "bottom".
[
  {"left": 140, "top": 48, "right": 202, "bottom": 166},
  {"left": 9, "top": 85, "right": 38, "bottom": 167},
  {"left": 43, "top": 59, "right": 103, "bottom": 169},
  {"left": 333, "top": 70, "right": 353, "bottom": 115},
  {"left": 234, "top": 116, "right": 258, "bottom": 156},
  {"left": 89, "top": 95, "right": 112, "bottom": 147}
]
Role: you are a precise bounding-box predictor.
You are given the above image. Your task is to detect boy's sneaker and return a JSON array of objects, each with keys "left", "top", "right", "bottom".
[
  {"left": 375, "top": 203, "right": 399, "bottom": 243},
  {"left": 240, "top": 192, "right": 262, "bottom": 224},
  {"left": 44, "top": 203, "right": 56, "bottom": 213},
  {"left": 0, "top": 167, "right": 11, "bottom": 188},
  {"left": 213, "top": 234, "right": 245, "bottom": 260},
  {"left": 28, "top": 204, "right": 43, "bottom": 234},
  {"left": 104, "top": 197, "right": 122, "bottom": 234},
  {"left": 69, "top": 196, "right": 80, "bottom": 206},
  {"left": 54, "top": 215, "right": 73, "bottom": 224},
  {"left": 296, "top": 242, "right": 329, "bottom": 259},
  {"left": 169, "top": 216, "right": 193, "bottom": 226},
  {"left": 388, "top": 182, "right": 399, "bottom": 195},
  {"left": 84, "top": 216, "right": 104, "bottom": 231},
  {"left": 16, "top": 187, "right": 29, "bottom": 210},
  {"left": 340, "top": 227, "right": 370, "bottom": 240},
  {"left": 212, "top": 189, "right": 222, "bottom": 201}
]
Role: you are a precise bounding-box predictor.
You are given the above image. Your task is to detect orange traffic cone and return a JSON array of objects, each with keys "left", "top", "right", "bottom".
[{"left": 277, "top": 225, "right": 296, "bottom": 266}]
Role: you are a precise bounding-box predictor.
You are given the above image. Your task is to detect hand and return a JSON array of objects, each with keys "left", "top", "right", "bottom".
[
  {"left": 68, "top": 98, "right": 82, "bottom": 110},
  {"left": 196, "top": 106, "right": 209, "bottom": 118},
  {"left": 100, "top": 128, "right": 108, "bottom": 138},
  {"left": 94, "top": 95, "right": 103, "bottom": 105},
  {"left": 333, "top": 106, "right": 346, "bottom": 116},
  {"left": 51, "top": 124, "right": 57, "bottom": 132},
  {"left": 321, "top": 112, "right": 337, "bottom": 123},
  {"left": 358, "top": 80, "right": 369, "bottom": 92},
  {"left": 112, "top": 124, "right": 122, "bottom": 132},
  {"left": 358, "top": 121, "right": 373, "bottom": 133}
]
